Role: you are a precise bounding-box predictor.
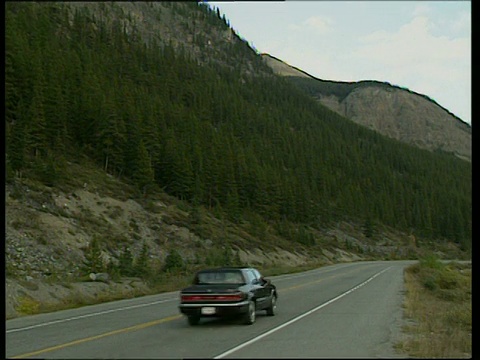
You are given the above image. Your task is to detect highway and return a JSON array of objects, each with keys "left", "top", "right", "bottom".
[{"left": 6, "top": 260, "right": 416, "bottom": 358}]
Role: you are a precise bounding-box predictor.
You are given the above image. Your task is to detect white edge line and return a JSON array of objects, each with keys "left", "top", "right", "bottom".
[
  {"left": 214, "top": 266, "right": 392, "bottom": 359},
  {"left": 6, "top": 298, "right": 177, "bottom": 333}
]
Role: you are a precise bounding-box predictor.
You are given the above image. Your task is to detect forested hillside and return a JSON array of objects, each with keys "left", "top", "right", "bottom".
[
  {"left": 261, "top": 54, "right": 471, "bottom": 162},
  {"left": 5, "top": 2, "right": 471, "bottom": 252}
]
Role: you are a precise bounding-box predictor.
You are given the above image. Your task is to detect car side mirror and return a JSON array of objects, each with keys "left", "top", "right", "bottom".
[{"left": 261, "top": 277, "right": 271, "bottom": 285}]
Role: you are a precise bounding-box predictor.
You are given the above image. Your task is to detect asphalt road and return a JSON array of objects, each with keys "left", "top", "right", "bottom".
[{"left": 6, "top": 260, "right": 416, "bottom": 359}]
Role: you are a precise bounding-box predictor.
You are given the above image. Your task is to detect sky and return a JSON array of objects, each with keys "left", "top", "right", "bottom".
[{"left": 207, "top": 1, "right": 471, "bottom": 125}]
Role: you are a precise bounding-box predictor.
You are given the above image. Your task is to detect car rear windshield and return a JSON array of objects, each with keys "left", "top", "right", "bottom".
[{"left": 195, "top": 271, "right": 245, "bottom": 285}]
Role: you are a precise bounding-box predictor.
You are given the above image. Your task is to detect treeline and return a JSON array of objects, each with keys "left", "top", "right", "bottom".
[
  {"left": 82, "top": 236, "right": 243, "bottom": 280},
  {"left": 288, "top": 76, "right": 460, "bottom": 120},
  {"left": 5, "top": 2, "right": 471, "bottom": 249},
  {"left": 289, "top": 76, "right": 422, "bottom": 103}
]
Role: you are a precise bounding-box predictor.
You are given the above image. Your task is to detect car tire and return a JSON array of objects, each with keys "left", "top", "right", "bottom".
[
  {"left": 243, "top": 300, "right": 256, "bottom": 325},
  {"left": 266, "top": 291, "right": 277, "bottom": 316},
  {"left": 187, "top": 315, "right": 200, "bottom": 326}
]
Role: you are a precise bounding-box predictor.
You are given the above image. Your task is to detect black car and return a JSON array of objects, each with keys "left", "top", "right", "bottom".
[{"left": 179, "top": 267, "right": 277, "bottom": 325}]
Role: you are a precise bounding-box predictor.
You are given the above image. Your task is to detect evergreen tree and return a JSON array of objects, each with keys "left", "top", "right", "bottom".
[
  {"left": 118, "top": 244, "right": 135, "bottom": 277},
  {"left": 7, "top": 99, "right": 28, "bottom": 175},
  {"left": 133, "top": 140, "right": 155, "bottom": 194},
  {"left": 363, "top": 217, "right": 375, "bottom": 238},
  {"left": 134, "top": 241, "right": 151, "bottom": 278},
  {"left": 163, "top": 249, "right": 184, "bottom": 273},
  {"left": 26, "top": 65, "right": 48, "bottom": 159},
  {"left": 82, "top": 236, "right": 105, "bottom": 275}
]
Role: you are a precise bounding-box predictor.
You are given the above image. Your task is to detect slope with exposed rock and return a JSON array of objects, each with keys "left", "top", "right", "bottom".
[
  {"left": 262, "top": 54, "right": 471, "bottom": 162},
  {"left": 6, "top": 163, "right": 423, "bottom": 319}
]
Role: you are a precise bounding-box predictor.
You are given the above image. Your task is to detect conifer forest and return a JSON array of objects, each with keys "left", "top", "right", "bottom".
[{"left": 5, "top": 2, "right": 471, "bottom": 252}]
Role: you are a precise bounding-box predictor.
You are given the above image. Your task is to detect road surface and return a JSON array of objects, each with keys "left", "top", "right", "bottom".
[{"left": 6, "top": 260, "right": 416, "bottom": 358}]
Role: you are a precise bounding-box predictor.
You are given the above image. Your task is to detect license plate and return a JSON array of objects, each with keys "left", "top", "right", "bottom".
[{"left": 201, "top": 307, "right": 216, "bottom": 315}]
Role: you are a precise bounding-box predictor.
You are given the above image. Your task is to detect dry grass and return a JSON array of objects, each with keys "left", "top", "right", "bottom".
[
  {"left": 16, "top": 296, "right": 41, "bottom": 315},
  {"left": 10, "top": 262, "right": 324, "bottom": 317},
  {"left": 16, "top": 283, "right": 156, "bottom": 316},
  {"left": 397, "top": 256, "right": 471, "bottom": 358}
]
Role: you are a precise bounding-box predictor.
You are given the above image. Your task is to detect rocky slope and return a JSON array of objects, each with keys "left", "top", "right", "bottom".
[
  {"left": 7, "top": 168, "right": 466, "bottom": 320},
  {"left": 64, "top": 2, "right": 273, "bottom": 78},
  {"left": 262, "top": 54, "right": 471, "bottom": 162},
  {"left": 7, "top": 162, "right": 439, "bottom": 320}
]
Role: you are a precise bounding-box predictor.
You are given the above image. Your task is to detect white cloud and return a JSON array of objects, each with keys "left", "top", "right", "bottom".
[
  {"left": 412, "top": 4, "right": 431, "bottom": 17},
  {"left": 350, "top": 14, "right": 471, "bottom": 123},
  {"left": 355, "top": 16, "right": 470, "bottom": 67},
  {"left": 304, "top": 16, "right": 334, "bottom": 34},
  {"left": 288, "top": 15, "right": 334, "bottom": 35}
]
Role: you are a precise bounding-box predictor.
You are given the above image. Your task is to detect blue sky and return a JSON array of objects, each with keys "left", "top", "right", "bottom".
[{"left": 208, "top": 1, "right": 471, "bottom": 125}]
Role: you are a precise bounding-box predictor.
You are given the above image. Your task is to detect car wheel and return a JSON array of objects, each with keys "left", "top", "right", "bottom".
[
  {"left": 187, "top": 315, "right": 200, "bottom": 326},
  {"left": 266, "top": 292, "right": 277, "bottom": 316},
  {"left": 243, "top": 300, "right": 256, "bottom": 325}
]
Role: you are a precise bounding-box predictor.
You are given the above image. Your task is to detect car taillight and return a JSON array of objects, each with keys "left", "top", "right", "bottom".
[
  {"left": 181, "top": 295, "right": 204, "bottom": 302},
  {"left": 181, "top": 292, "right": 244, "bottom": 302},
  {"left": 214, "top": 293, "right": 244, "bottom": 301}
]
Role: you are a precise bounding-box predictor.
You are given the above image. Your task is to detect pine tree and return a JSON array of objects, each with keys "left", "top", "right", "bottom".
[
  {"left": 118, "top": 244, "right": 135, "bottom": 277},
  {"left": 26, "top": 68, "right": 48, "bottom": 159},
  {"left": 363, "top": 217, "right": 375, "bottom": 238},
  {"left": 163, "top": 249, "right": 184, "bottom": 273},
  {"left": 134, "top": 241, "right": 150, "bottom": 278},
  {"left": 133, "top": 140, "right": 155, "bottom": 194},
  {"left": 82, "top": 236, "right": 105, "bottom": 275},
  {"left": 7, "top": 99, "right": 28, "bottom": 175}
]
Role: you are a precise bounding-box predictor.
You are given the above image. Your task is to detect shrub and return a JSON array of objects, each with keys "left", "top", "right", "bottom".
[
  {"left": 419, "top": 254, "right": 444, "bottom": 270},
  {"left": 118, "top": 244, "right": 135, "bottom": 276},
  {"left": 134, "top": 241, "right": 151, "bottom": 277},
  {"left": 16, "top": 296, "right": 40, "bottom": 315},
  {"left": 81, "top": 235, "right": 105, "bottom": 275},
  {"left": 163, "top": 249, "right": 184, "bottom": 272}
]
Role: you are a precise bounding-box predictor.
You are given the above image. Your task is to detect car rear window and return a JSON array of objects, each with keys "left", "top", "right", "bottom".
[{"left": 195, "top": 271, "right": 245, "bottom": 284}]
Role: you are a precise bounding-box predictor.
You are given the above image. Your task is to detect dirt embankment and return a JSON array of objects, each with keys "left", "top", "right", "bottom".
[{"left": 5, "top": 181, "right": 423, "bottom": 320}]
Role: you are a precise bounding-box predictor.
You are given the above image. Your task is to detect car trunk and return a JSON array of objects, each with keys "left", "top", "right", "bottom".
[{"left": 181, "top": 284, "right": 244, "bottom": 293}]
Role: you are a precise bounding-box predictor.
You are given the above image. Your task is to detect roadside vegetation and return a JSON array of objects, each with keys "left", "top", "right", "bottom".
[
  {"left": 13, "top": 259, "right": 324, "bottom": 317},
  {"left": 396, "top": 255, "right": 471, "bottom": 358}
]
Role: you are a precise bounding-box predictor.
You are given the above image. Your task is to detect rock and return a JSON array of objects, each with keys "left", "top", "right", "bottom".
[
  {"left": 95, "top": 273, "right": 110, "bottom": 283},
  {"left": 89, "top": 272, "right": 110, "bottom": 283}
]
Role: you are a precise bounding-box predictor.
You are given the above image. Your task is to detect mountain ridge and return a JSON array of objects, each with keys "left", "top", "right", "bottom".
[{"left": 261, "top": 53, "right": 471, "bottom": 161}]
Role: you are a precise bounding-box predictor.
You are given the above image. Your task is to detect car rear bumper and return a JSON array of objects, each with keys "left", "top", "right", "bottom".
[{"left": 179, "top": 300, "right": 250, "bottom": 317}]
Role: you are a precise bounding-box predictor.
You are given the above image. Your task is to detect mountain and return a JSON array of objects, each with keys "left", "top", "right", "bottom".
[
  {"left": 261, "top": 54, "right": 472, "bottom": 162},
  {"left": 5, "top": 2, "right": 471, "bottom": 317},
  {"left": 64, "top": 1, "right": 275, "bottom": 78}
]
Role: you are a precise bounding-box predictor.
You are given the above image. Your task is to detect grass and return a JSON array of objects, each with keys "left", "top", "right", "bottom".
[
  {"left": 262, "top": 262, "right": 325, "bottom": 277},
  {"left": 13, "top": 280, "right": 155, "bottom": 317},
  {"left": 396, "top": 255, "right": 471, "bottom": 358},
  {"left": 16, "top": 296, "right": 41, "bottom": 315},
  {"left": 10, "top": 261, "right": 326, "bottom": 318}
]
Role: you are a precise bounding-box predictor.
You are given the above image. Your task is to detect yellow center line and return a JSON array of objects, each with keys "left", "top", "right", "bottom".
[
  {"left": 10, "top": 314, "right": 183, "bottom": 359},
  {"left": 12, "top": 264, "right": 378, "bottom": 358}
]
